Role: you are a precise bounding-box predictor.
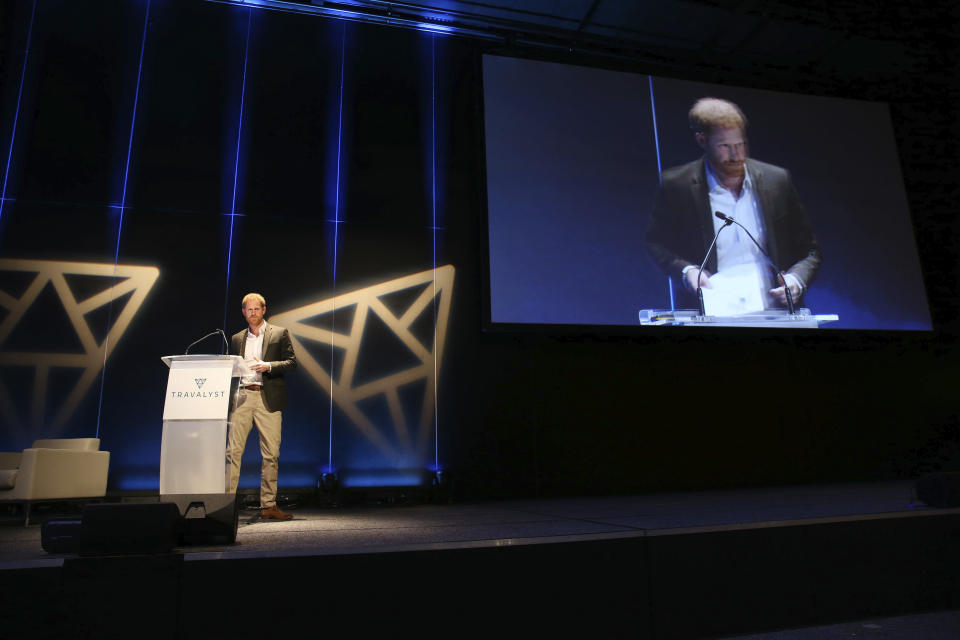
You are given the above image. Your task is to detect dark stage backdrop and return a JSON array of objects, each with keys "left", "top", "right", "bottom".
[
  {"left": 0, "top": 0, "right": 957, "bottom": 497},
  {"left": 0, "top": 0, "right": 461, "bottom": 491}
]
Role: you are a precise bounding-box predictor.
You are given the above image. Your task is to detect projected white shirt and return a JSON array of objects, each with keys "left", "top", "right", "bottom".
[{"left": 706, "top": 165, "right": 775, "bottom": 306}]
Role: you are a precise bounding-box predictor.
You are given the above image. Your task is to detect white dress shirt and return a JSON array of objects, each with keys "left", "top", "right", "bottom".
[
  {"left": 706, "top": 164, "right": 777, "bottom": 307},
  {"left": 240, "top": 322, "right": 269, "bottom": 387}
]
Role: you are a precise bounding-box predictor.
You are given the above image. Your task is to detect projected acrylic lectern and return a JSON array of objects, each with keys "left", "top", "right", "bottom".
[
  {"left": 160, "top": 354, "right": 244, "bottom": 543},
  {"left": 638, "top": 308, "right": 839, "bottom": 328}
]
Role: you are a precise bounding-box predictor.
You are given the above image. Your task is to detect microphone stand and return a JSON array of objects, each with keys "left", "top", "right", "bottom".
[
  {"left": 696, "top": 217, "right": 734, "bottom": 316},
  {"left": 713, "top": 212, "right": 796, "bottom": 314},
  {"left": 185, "top": 330, "right": 227, "bottom": 355},
  {"left": 217, "top": 329, "right": 230, "bottom": 354}
]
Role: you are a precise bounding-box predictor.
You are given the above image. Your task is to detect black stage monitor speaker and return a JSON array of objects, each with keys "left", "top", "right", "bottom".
[
  {"left": 79, "top": 502, "right": 181, "bottom": 555},
  {"left": 41, "top": 518, "right": 84, "bottom": 554},
  {"left": 915, "top": 472, "right": 960, "bottom": 508}
]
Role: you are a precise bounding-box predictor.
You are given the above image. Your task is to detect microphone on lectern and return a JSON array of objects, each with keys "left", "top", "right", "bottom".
[
  {"left": 713, "top": 212, "right": 796, "bottom": 314},
  {"left": 695, "top": 214, "right": 734, "bottom": 316},
  {"left": 185, "top": 329, "right": 226, "bottom": 355}
]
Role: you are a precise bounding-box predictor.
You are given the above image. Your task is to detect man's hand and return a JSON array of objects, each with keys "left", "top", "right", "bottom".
[
  {"left": 769, "top": 273, "right": 802, "bottom": 306},
  {"left": 684, "top": 267, "right": 713, "bottom": 292},
  {"left": 251, "top": 362, "right": 271, "bottom": 373}
]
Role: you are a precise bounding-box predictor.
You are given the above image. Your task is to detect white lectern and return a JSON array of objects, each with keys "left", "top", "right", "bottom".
[{"left": 160, "top": 354, "right": 244, "bottom": 543}]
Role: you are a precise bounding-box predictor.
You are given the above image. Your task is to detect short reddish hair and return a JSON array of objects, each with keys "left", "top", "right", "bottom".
[
  {"left": 689, "top": 97, "right": 748, "bottom": 135},
  {"left": 241, "top": 293, "right": 266, "bottom": 309}
]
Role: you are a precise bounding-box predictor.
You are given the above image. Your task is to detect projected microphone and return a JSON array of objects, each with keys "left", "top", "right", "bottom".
[
  {"left": 713, "top": 212, "right": 796, "bottom": 314},
  {"left": 185, "top": 330, "right": 225, "bottom": 355},
  {"left": 695, "top": 215, "right": 734, "bottom": 316}
]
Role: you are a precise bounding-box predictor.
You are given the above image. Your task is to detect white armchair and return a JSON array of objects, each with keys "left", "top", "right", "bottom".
[{"left": 0, "top": 438, "right": 110, "bottom": 525}]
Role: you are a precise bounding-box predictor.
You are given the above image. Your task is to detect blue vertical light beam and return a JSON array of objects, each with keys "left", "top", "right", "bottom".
[
  {"left": 113, "top": 0, "right": 152, "bottom": 264},
  {"left": 431, "top": 35, "right": 439, "bottom": 470},
  {"left": 222, "top": 9, "right": 253, "bottom": 333},
  {"left": 328, "top": 22, "right": 347, "bottom": 471},
  {"left": 648, "top": 76, "right": 663, "bottom": 183},
  {"left": 96, "top": 0, "right": 152, "bottom": 438},
  {"left": 648, "top": 76, "right": 675, "bottom": 310},
  {"left": 333, "top": 24, "right": 345, "bottom": 285},
  {"left": 0, "top": 0, "right": 38, "bottom": 223}
]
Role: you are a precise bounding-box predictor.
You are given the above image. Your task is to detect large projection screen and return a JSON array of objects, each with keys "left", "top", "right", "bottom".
[{"left": 482, "top": 54, "right": 932, "bottom": 331}]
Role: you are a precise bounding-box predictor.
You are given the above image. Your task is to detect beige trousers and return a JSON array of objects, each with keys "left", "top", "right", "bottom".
[{"left": 226, "top": 390, "right": 282, "bottom": 508}]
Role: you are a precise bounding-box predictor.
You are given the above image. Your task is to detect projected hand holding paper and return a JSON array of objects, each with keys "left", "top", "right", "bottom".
[
  {"left": 769, "top": 273, "right": 802, "bottom": 308},
  {"left": 700, "top": 263, "right": 765, "bottom": 316},
  {"left": 685, "top": 267, "right": 713, "bottom": 293}
]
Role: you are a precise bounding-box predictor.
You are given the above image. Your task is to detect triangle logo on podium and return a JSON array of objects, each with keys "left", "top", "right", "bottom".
[
  {"left": 0, "top": 259, "right": 160, "bottom": 441},
  {"left": 271, "top": 265, "right": 454, "bottom": 462}
]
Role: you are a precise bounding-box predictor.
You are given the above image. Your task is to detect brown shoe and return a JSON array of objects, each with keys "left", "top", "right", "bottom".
[{"left": 260, "top": 506, "right": 293, "bottom": 521}]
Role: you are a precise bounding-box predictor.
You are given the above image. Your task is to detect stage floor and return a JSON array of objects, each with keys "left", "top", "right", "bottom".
[{"left": 0, "top": 479, "right": 950, "bottom": 567}]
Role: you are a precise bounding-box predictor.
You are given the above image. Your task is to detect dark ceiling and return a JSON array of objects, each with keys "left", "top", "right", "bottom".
[{"left": 224, "top": 0, "right": 959, "bottom": 94}]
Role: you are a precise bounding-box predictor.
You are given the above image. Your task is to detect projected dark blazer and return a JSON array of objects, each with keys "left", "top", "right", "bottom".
[
  {"left": 646, "top": 157, "right": 822, "bottom": 299},
  {"left": 230, "top": 324, "right": 298, "bottom": 412}
]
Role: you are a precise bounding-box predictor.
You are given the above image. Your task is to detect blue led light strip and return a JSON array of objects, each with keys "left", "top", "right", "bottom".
[
  {"left": 327, "top": 22, "right": 347, "bottom": 472},
  {"left": 113, "top": 0, "right": 151, "bottom": 264},
  {"left": 648, "top": 76, "right": 663, "bottom": 184},
  {"left": 648, "top": 76, "right": 675, "bottom": 310},
  {"left": 0, "top": 0, "right": 37, "bottom": 224},
  {"left": 431, "top": 35, "right": 440, "bottom": 470},
  {"left": 222, "top": 9, "right": 253, "bottom": 334},
  {"left": 96, "top": 0, "right": 152, "bottom": 438},
  {"left": 209, "top": 1, "right": 472, "bottom": 38}
]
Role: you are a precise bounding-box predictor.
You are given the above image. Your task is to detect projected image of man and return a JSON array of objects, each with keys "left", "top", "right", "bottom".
[
  {"left": 646, "top": 98, "right": 821, "bottom": 309},
  {"left": 227, "top": 292, "right": 298, "bottom": 521}
]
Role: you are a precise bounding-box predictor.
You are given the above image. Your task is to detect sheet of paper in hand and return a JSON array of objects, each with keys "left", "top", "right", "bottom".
[{"left": 701, "top": 263, "right": 765, "bottom": 316}]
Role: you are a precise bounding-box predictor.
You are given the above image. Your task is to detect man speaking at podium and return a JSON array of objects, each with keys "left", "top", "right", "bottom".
[
  {"left": 646, "top": 97, "right": 821, "bottom": 310},
  {"left": 228, "top": 292, "right": 297, "bottom": 521}
]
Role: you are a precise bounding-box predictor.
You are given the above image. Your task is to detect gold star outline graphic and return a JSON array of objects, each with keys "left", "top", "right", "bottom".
[
  {"left": 271, "top": 265, "right": 454, "bottom": 462},
  {"left": 0, "top": 259, "right": 159, "bottom": 441}
]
